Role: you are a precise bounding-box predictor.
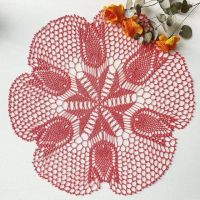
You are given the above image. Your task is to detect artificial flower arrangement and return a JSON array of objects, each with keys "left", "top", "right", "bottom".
[{"left": 103, "top": 0, "right": 199, "bottom": 52}]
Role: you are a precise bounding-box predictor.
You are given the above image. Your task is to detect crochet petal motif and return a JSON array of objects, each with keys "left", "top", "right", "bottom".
[{"left": 9, "top": 12, "right": 194, "bottom": 195}]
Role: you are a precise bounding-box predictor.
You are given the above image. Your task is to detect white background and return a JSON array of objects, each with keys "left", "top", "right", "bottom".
[{"left": 0, "top": 0, "right": 200, "bottom": 200}]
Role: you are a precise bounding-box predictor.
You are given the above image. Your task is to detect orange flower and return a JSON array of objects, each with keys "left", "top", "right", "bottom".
[
  {"left": 121, "top": 16, "right": 143, "bottom": 38},
  {"left": 103, "top": 4, "right": 125, "bottom": 24},
  {"left": 156, "top": 34, "right": 180, "bottom": 52}
]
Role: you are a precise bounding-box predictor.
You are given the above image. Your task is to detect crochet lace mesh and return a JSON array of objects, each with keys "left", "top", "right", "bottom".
[{"left": 9, "top": 12, "right": 194, "bottom": 195}]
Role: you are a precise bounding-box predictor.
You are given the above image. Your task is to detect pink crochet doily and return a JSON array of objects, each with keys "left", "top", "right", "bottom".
[{"left": 9, "top": 12, "right": 194, "bottom": 195}]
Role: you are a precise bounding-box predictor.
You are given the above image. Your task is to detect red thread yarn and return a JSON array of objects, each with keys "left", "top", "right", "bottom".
[{"left": 9, "top": 12, "right": 195, "bottom": 195}]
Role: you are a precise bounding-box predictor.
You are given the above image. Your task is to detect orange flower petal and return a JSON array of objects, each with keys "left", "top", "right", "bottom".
[
  {"left": 114, "top": 4, "right": 125, "bottom": 22},
  {"left": 156, "top": 34, "right": 180, "bottom": 52},
  {"left": 103, "top": 4, "right": 125, "bottom": 24},
  {"left": 158, "top": 34, "right": 168, "bottom": 41},
  {"left": 103, "top": 9, "right": 118, "bottom": 23},
  {"left": 122, "top": 18, "right": 143, "bottom": 38},
  {"left": 131, "top": 15, "right": 138, "bottom": 20},
  {"left": 165, "top": 35, "right": 180, "bottom": 50},
  {"left": 122, "top": 19, "right": 133, "bottom": 37},
  {"left": 156, "top": 41, "right": 169, "bottom": 52},
  {"left": 132, "top": 21, "right": 143, "bottom": 35}
]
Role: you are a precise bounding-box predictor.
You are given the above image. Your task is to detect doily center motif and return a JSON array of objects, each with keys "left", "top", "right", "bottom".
[{"left": 9, "top": 12, "right": 194, "bottom": 195}]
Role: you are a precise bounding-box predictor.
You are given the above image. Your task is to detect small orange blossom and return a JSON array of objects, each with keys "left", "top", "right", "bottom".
[
  {"left": 156, "top": 34, "right": 180, "bottom": 52},
  {"left": 103, "top": 4, "right": 125, "bottom": 24},
  {"left": 122, "top": 16, "right": 143, "bottom": 38}
]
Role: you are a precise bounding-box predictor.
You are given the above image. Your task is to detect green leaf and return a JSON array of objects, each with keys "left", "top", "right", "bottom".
[
  {"left": 170, "top": 6, "right": 178, "bottom": 14},
  {"left": 163, "top": 7, "right": 171, "bottom": 14},
  {"left": 179, "top": 25, "right": 192, "bottom": 39},
  {"left": 170, "top": 2, "right": 182, "bottom": 14},
  {"left": 167, "top": 15, "right": 176, "bottom": 26},
  {"left": 156, "top": 14, "right": 169, "bottom": 32},
  {"left": 156, "top": 13, "right": 167, "bottom": 23},
  {"left": 143, "top": 32, "right": 153, "bottom": 43},
  {"left": 174, "top": 2, "right": 183, "bottom": 10},
  {"left": 181, "top": 0, "right": 192, "bottom": 13}
]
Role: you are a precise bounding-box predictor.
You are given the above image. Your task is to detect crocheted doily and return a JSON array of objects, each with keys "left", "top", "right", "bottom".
[{"left": 9, "top": 12, "right": 194, "bottom": 195}]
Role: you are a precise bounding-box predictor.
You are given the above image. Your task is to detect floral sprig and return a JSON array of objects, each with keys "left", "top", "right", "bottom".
[{"left": 102, "top": 0, "right": 199, "bottom": 52}]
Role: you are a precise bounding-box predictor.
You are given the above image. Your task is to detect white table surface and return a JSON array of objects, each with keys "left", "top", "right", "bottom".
[{"left": 0, "top": 0, "right": 200, "bottom": 200}]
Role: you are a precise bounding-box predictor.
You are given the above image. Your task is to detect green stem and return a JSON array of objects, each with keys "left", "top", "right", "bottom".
[
  {"left": 169, "top": 3, "right": 200, "bottom": 37},
  {"left": 193, "top": 2, "right": 200, "bottom": 6},
  {"left": 155, "top": 23, "right": 163, "bottom": 29}
]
